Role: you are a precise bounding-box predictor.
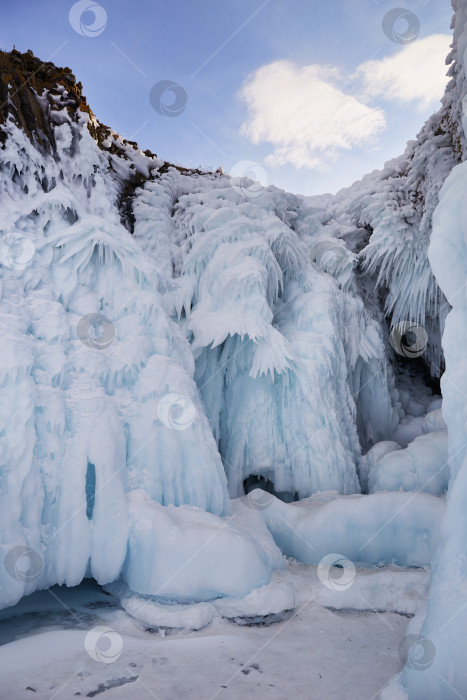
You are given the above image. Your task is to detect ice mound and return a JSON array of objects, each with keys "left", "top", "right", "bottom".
[
  {"left": 368, "top": 431, "right": 449, "bottom": 496},
  {"left": 213, "top": 578, "right": 296, "bottom": 620},
  {"left": 360, "top": 441, "right": 401, "bottom": 493},
  {"left": 107, "top": 581, "right": 218, "bottom": 631},
  {"left": 122, "top": 490, "right": 284, "bottom": 602},
  {"left": 253, "top": 490, "right": 444, "bottom": 567}
]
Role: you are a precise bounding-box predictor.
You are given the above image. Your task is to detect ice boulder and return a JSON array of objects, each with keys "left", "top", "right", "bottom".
[
  {"left": 368, "top": 431, "right": 449, "bottom": 496},
  {"left": 107, "top": 580, "right": 218, "bottom": 630},
  {"left": 122, "top": 490, "right": 284, "bottom": 602}
]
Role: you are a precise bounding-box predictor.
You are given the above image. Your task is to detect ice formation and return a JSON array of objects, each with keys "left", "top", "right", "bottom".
[
  {"left": 120, "top": 489, "right": 283, "bottom": 601},
  {"left": 0, "top": 47, "right": 403, "bottom": 611},
  {"left": 253, "top": 490, "right": 444, "bottom": 567},
  {"left": 0, "top": 0, "right": 467, "bottom": 690},
  {"left": 367, "top": 431, "right": 449, "bottom": 496},
  {"left": 404, "top": 160, "right": 467, "bottom": 696}
]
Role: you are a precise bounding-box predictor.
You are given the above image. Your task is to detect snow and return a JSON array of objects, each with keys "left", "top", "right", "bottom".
[
  {"left": 390, "top": 371, "right": 443, "bottom": 447},
  {"left": 0, "top": 607, "right": 409, "bottom": 699},
  {"left": 421, "top": 407, "right": 447, "bottom": 433},
  {"left": 212, "top": 578, "right": 296, "bottom": 620},
  {"left": 287, "top": 561, "right": 430, "bottom": 617},
  {"left": 360, "top": 441, "right": 401, "bottom": 493},
  {"left": 114, "top": 585, "right": 218, "bottom": 631}
]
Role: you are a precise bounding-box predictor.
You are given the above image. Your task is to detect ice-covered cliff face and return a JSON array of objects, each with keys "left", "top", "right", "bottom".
[
  {"left": 0, "top": 47, "right": 402, "bottom": 609},
  {"left": 303, "top": 0, "right": 466, "bottom": 383},
  {"left": 402, "top": 2, "right": 467, "bottom": 698},
  {"left": 0, "top": 3, "right": 465, "bottom": 681}
]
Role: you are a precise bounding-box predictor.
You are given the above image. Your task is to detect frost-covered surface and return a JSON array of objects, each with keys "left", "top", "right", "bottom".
[
  {"left": 169, "top": 183, "right": 397, "bottom": 496},
  {"left": 0, "top": 110, "right": 235, "bottom": 609},
  {"left": 393, "top": 2, "right": 467, "bottom": 697},
  {"left": 361, "top": 441, "right": 401, "bottom": 493}
]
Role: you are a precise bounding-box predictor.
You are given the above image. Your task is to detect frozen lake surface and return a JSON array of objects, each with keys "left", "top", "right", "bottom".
[{"left": 0, "top": 566, "right": 422, "bottom": 699}]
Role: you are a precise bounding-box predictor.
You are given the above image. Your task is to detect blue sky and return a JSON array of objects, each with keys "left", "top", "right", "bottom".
[{"left": 1, "top": 0, "right": 454, "bottom": 195}]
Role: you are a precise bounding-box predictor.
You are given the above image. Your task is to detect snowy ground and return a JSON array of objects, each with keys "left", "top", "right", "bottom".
[{"left": 0, "top": 563, "right": 429, "bottom": 699}]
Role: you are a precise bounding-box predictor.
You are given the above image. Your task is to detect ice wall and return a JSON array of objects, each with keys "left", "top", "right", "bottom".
[
  {"left": 0, "top": 57, "right": 401, "bottom": 610},
  {"left": 402, "top": 3, "right": 467, "bottom": 696},
  {"left": 2, "top": 28, "right": 459, "bottom": 618},
  {"left": 403, "top": 161, "right": 467, "bottom": 698},
  {"left": 168, "top": 184, "right": 397, "bottom": 497},
  {"left": 0, "top": 96, "right": 231, "bottom": 609}
]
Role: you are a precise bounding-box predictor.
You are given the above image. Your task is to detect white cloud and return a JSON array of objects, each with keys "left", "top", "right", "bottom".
[
  {"left": 240, "top": 61, "right": 386, "bottom": 170},
  {"left": 239, "top": 35, "right": 451, "bottom": 170},
  {"left": 356, "top": 34, "right": 451, "bottom": 111}
]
